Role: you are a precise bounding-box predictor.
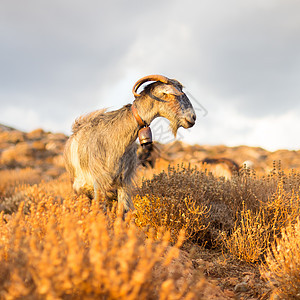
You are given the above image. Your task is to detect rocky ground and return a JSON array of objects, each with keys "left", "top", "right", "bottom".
[{"left": 0, "top": 124, "right": 66, "bottom": 179}]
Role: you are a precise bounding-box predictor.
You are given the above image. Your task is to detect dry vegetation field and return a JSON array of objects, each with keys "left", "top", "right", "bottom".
[{"left": 0, "top": 124, "right": 300, "bottom": 299}]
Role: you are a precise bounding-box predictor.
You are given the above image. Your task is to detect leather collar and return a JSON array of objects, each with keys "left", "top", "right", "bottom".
[{"left": 131, "top": 103, "right": 147, "bottom": 127}]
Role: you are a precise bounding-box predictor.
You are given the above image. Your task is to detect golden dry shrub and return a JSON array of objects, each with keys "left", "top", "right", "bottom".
[
  {"left": 261, "top": 218, "right": 300, "bottom": 299},
  {"left": 220, "top": 204, "right": 270, "bottom": 263},
  {"left": 134, "top": 194, "right": 210, "bottom": 244},
  {"left": 0, "top": 191, "right": 206, "bottom": 300},
  {"left": 1, "top": 142, "right": 34, "bottom": 164},
  {"left": 0, "top": 168, "right": 41, "bottom": 197},
  {"left": 21, "top": 173, "right": 73, "bottom": 203},
  {"left": 135, "top": 164, "right": 279, "bottom": 246},
  {"left": 264, "top": 181, "right": 300, "bottom": 238},
  {"left": 220, "top": 176, "right": 300, "bottom": 264},
  {"left": 0, "top": 171, "right": 72, "bottom": 214}
]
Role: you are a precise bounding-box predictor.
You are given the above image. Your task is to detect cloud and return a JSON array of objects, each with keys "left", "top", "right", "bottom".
[
  {"left": 181, "top": 103, "right": 300, "bottom": 151},
  {"left": 2, "top": 105, "right": 69, "bottom": 133},
  {"left": 0, "top": 0, "right": 300, "bottom": 150}
]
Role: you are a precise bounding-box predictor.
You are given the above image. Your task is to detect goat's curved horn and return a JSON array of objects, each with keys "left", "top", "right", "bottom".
[{"left": 132, "top": 75, "right": 171, "bottom": 97}]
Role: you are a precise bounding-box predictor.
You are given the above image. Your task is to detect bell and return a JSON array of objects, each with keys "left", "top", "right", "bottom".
[{"left": 138, "top": 126, "right": 152, "bottom": 145}]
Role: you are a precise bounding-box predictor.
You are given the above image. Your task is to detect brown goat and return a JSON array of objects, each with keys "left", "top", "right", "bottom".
[{"left": 64, "top": 75, "right": 196, "bottom": 213}]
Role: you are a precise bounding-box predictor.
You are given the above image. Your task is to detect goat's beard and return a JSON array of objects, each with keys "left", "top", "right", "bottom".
[{"left": 169, "top": 119, "right": 180, "bottom": 137}]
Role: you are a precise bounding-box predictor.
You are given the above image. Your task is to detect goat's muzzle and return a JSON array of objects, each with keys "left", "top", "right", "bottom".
[{"left": 181, "top": 113, "right": 196, "bottom": 128}]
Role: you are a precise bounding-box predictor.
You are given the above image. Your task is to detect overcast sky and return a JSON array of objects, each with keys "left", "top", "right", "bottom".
[{"left": 1, "top": 0, "right": 300, "bottom": 151}]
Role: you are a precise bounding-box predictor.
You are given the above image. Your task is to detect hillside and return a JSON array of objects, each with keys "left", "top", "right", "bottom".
[
  {"left": 0, "top": 125, "right": 66, "bottom": 179},
  {"left": 1, "top": 124, "right": 300, "bottom": 177}
]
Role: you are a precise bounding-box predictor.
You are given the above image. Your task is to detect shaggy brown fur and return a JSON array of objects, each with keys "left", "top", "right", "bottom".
[{"left": 64, "top": 76, "right": 196, "bottom": 213}]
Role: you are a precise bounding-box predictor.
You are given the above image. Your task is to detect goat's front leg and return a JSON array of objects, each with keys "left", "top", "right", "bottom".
[
  {"left": 94, "top": 182, "right": 117, "bottom": 212},
  {"left": 117, "top": 186, "right": 134, "bottom": 215},
  {"left": 94, "top": 184, "right": 106, "bottom": 212}
]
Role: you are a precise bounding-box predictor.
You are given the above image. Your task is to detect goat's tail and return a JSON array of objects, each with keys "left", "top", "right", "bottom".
[{"left": 72, "top": 109, "right": 107, "bottom": 133}]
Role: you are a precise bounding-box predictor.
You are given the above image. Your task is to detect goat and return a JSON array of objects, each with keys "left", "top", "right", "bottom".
[
  {"left": 201, "top": 158, "right": 240, "bottom": 175},
  {"left": 64, "top": 75, "right": 196, "bottom": 213}
]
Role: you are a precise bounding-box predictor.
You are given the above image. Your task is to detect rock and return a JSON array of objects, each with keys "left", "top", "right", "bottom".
[
  {"left": 32, "top": 141, "right": 46, "bottom": 151},
  {"left": 27, "top": 128, "right": 46, "bottom": 140},
  {"left": 52, "top": 155, "right": 65, "bottom": 168},
  {"left": 234, "top": 282, "right": 248, "bottom": 293},
  {"left": 0, "top": 131, "right": 25, "bottom": 144},
  {"left": 47, "top": 133, "right": 67, "bottom": 141},
  {"left": 45, "top": 141, "right": 63, "bottom": 152}
]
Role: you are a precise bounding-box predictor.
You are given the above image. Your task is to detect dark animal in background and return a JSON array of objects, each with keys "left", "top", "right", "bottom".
[{"left": 201, "top": 157, "right": 240, "bottom": 175}]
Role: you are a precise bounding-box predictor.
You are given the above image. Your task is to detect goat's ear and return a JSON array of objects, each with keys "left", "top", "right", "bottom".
[{"left": 158, "top": 84, "right": 184, "bottom": 97}]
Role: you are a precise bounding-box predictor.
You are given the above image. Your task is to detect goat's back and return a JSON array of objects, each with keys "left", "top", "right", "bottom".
[{"left": 71, "top": 109, "right": 107, "bottom": 133}]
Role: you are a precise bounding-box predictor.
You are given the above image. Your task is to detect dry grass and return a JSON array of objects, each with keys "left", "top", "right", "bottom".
[
  {"left": 134, "top": 164, "right": 300, "bottom": 267},
  {"left": 134, "top": 194, "right": 210, "bottom": 243},
  {"left": 0, "top": 173, "right": 209, "bottom": 300},
  {"left": 0, "top": 168, "right": 42, "bottom": 214},
  {"left": 0, "top": 170, "right": 72, "bottom": 214},
  {"left": 0, "top": 168, "right": 41, "bottom": 197},
  {"left": 135, "top": 164, "right": 291, "bottom": 244},
  {"left": 264, "top": 180, "right": 300, "bottom": 238},
  {"left": 261, "top": 218, "right": 300, "bottom": 299},
  {"left": 220, "top": 205, "right": 270, "bottom": 263},
  {"left": 1, "top": 161, "right": 300, "bottom": 298},
  {"left": 220, "top": 180, "right": 300, "bottom": 264}
]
